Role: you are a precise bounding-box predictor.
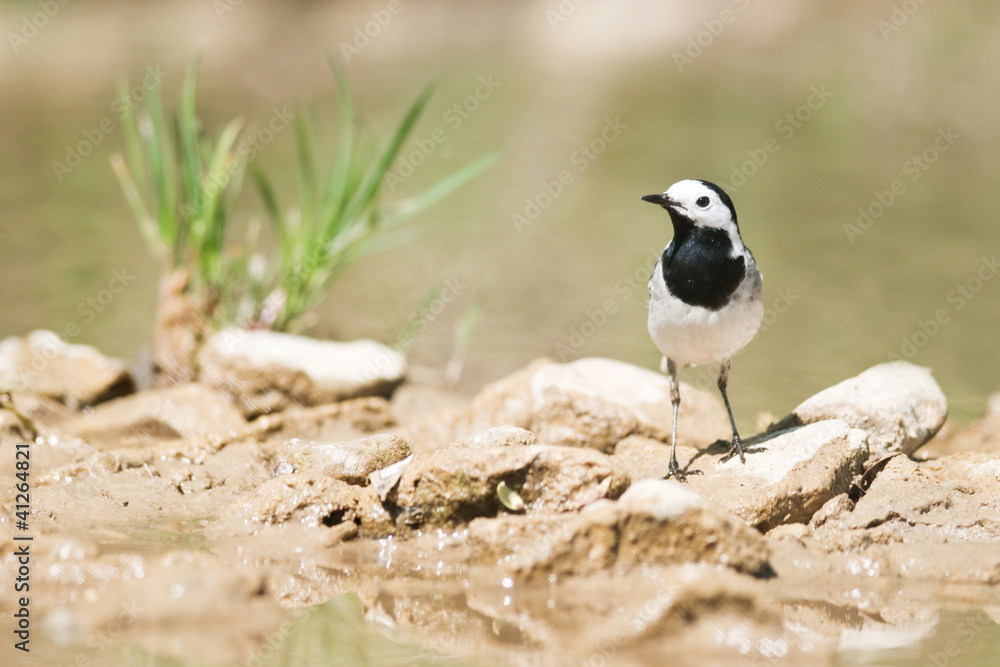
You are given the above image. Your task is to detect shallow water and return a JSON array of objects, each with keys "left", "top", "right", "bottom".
[{"left": 3, "top": 1, "right": 1000, "bottom": 665}]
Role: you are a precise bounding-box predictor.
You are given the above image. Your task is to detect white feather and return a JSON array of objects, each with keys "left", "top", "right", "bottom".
[{"left": 648, "top": 247, "right": 763, "bottom": 367}]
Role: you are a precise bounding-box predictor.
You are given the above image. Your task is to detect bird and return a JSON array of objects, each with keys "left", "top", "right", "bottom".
[{"left": 641, "top": 179, "right": 764, "bottom": 480}]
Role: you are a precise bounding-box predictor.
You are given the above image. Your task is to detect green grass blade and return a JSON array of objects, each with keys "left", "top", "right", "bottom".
[
  {"left": 384, "top": 149, "right": 500, "bottom": 226},
  {"left": 322, "top": 130, "right": 371, "bottom": 245},
  {"left": 143, "top": 76, "right": 178, "bottom": 262},
  {"left": 198, "top": 117, "right": 245, "bottom": 285},
  {"left": 179, "top": 58, "right": 203, "bottom": 224},
  {"left": 340, "top": 82, "right": 436, "bottom": 226},
  {"left": 111, "top": 153, "right": 163, "bottom": 261},
  {"left": 250, "top": 164, "right": 282, "bottom": 232},
  {"left": 202, "top": 118, "right": 245, "bottom": 219},
  {"left": 354, "top": 222, "right": 423, "bottom": 257},
  {"left": 294, "top": 109, "right": 318, "bottom": 234}
]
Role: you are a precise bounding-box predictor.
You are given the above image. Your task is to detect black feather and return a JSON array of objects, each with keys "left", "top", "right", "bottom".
[{"left": 661, "top": 217, "right": 745, "bottom": 311}]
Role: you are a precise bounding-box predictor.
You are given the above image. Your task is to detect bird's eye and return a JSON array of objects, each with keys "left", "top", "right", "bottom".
[{"left": 696, "top": 196, "right": 710, "bottom": 208}]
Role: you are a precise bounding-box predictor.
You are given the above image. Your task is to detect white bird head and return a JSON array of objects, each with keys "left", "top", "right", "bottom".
[{"left": 642, "top": 179, "right": 740, "bottom": 233}]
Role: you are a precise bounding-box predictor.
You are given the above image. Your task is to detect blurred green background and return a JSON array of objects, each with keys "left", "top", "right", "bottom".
[{"left": 1, "top": 0, "right": 999, "bottom": 428}]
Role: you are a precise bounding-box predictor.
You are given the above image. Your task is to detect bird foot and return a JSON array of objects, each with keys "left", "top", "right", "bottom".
[
  {"left": 665, "top": 459, "right": 703, "bottom": 482},
  {"left": 720, "top": 437, "right": 766, "bottom": 465}
]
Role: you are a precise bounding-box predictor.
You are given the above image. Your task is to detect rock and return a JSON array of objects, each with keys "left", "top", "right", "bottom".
[
  {"left": 529, "top": 357, "right": 731, "bottom": 451},
  {"left": 368, "top": 454, "right": 413, "bottom": 501},
  {"left": 614, "top": 479, "right": 771, "bottom": 574},
  {"left": 393, "top": 444, "right": 625, "bottom": 525},
  {"left": 610, "top": 434, "right": 695, "bottom": 481},
  {"left": 767, "top": 523, "right": 809, "bottom": 540},
  {"left": 809, "top": 493, "right": 855, "bottom": 528},
  {"left": 0, "top": 392, "right": 75, "bottom": 427},
  {"left": 452, "top": 425, "right": 537, "bottom": 449},
  {"left": 277, "top": 434, "right": 411, "bottom": 485},
  {"left": 399, "top": 407, "right": 469, "bottom": 455},
  {"left": 403, "top": 357, "right": 729, "bottom": 454},
  {"left": 465, "top": 358, "right": 550, "bottom": 433},
  {"left": 389, "top": 383, "right": 470, "bottom": 427},
  {"left": 815, "top": 454, "right": 1000, "bottom": 546},
  {"left": 198, "top": 329, "right": 405, "bottom": 417},
  {"left": 469, "top": 479, "right": 771, "bottom": 577},
  {"left": 0, "top": 330, "right": 134, "bottom": 408},
  {"left": 923, "top": 451, "right": 1000, "bottom": 495},
  {"left": 795, "top": 456, "right": 1000, "bottom": 584},
  {"left": 218, "top": 473, "right": 394, "bottom": 537},
  {"left": 685, "top": 420, "right": 869, "bottom": 531},
  {"left": 253, "top": 397, "right": 397, "bottom": 448},
  {"left": 398, "top": 360, "right": 549, "bottom": 453},
  {"left": 0, "top": 392, "right": 76, "bottom": 450},
  {"left": 924, "top": 393, "right": 1000, "bottom": 455},
  {"left": 788, "top": 362, "right": 947, "bottom": 459},
  {"left": 65, "top": 383, "right": 247, "bottom": 447}
]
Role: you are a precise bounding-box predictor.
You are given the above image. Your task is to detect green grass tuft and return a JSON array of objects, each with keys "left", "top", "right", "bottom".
[
  {"left": 112, "top": 56, "right": 246, "bottom": 299},
  {"left": 113, "top": 56, "right": 497, "bottom": 335},
  {"left": 252, "top": 59, "right": 500, "bottom": 331}
]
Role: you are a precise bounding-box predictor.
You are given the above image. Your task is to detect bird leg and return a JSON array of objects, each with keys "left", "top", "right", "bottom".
[
  {"left": 666, "top": 358, "right": 682, "bottom": 478},
  {"left": 717, "top": 359, "right": 748, "bottom": 464},
  {"left": 664, "top": 358, "right": 701, "bottom": 480}
]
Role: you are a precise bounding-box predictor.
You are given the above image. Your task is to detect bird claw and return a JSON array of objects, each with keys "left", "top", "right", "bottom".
[
  {"left": 720, "top": 440, "right": 746, "bottom": 464},
  {"left": 665, "top": 460, "right": 703, "bottom": 482},
  {"left": 720, "top": 437, "right": 766, "bottom": 464}
]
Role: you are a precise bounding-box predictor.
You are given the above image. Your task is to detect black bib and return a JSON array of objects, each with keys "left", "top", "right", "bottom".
[{"left": 661, "top": 224, "right": 745, "bottom": 311}]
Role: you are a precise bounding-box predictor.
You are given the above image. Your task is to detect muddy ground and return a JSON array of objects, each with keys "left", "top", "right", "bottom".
[{"left": 3, "top": 336, "right": 1000, "bottom": 667}]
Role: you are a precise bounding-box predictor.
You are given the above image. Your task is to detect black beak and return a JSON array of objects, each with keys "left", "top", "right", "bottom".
[{"left": 641, "top": 193, "right": 670, "bottom": 206}]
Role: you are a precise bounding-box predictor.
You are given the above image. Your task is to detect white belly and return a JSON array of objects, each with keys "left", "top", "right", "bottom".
[{"left": 647, "top": 257, "right": 764, "bottom": 367}]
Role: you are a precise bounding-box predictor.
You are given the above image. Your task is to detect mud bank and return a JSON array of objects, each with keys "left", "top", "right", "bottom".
[{"left": 2, "top": 331, "right": 1000, "bottom": 666}]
